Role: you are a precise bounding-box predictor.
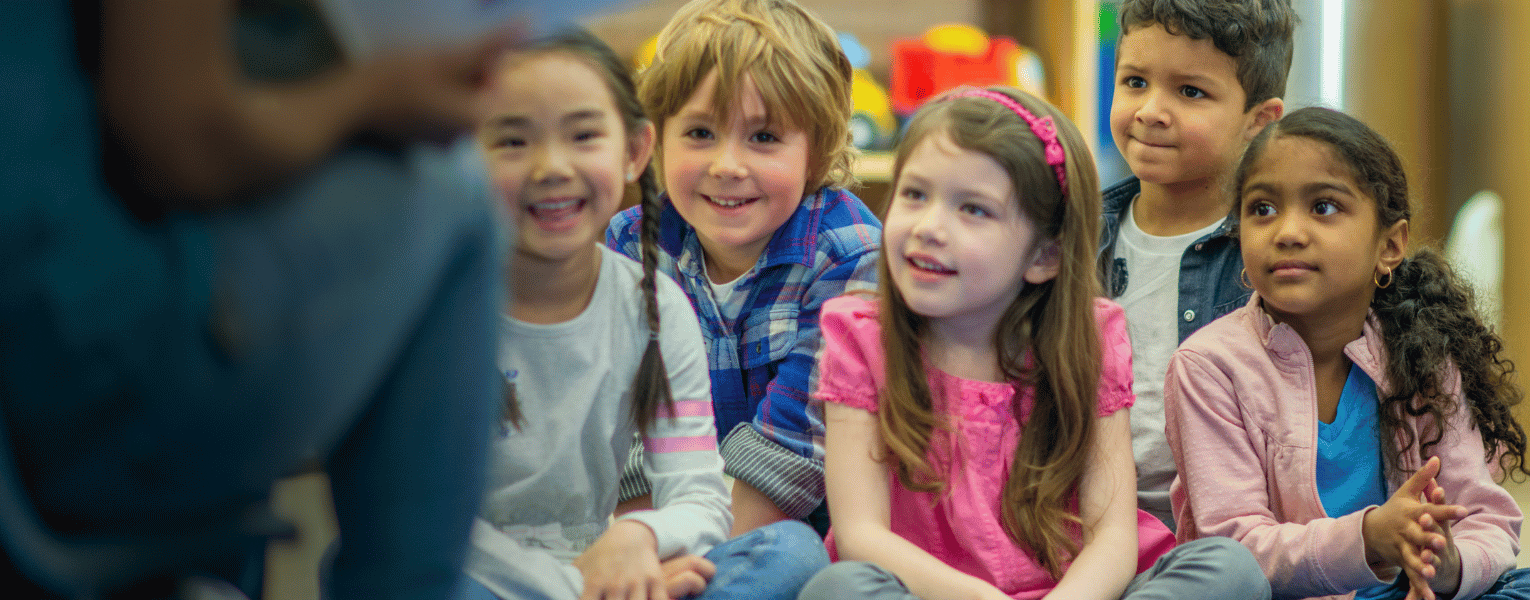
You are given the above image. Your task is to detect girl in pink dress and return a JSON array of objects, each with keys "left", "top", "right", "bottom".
[{"left": 796, "top": 86, "right": 1269, "bottom": 600}]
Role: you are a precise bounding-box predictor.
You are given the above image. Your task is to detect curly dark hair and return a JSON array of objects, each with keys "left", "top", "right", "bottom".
[{"left": 1235, "top": 107, "right": 1528, "bottom": 481}]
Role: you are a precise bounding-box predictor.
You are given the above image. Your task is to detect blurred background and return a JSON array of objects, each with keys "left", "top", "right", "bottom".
[{"left": 265, "top": 0, "right": 1530, "bottom": 597}]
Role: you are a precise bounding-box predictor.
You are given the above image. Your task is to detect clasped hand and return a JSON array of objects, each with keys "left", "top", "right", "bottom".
[{"left": 1362, "top": 456, "right": 1465, "bottom": 600}]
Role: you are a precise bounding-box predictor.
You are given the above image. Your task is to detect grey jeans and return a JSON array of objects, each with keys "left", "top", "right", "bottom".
[{"left": 797, "top": 536, "right": 1270, "bottom": 600}]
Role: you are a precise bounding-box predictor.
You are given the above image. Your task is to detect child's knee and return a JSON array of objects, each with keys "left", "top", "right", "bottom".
[
  {"left": 798, "top": 562, "right": 898, "bottom": 600},
  {"left": 1179, "top": 537, "right": 1268, "bottom": 597}
]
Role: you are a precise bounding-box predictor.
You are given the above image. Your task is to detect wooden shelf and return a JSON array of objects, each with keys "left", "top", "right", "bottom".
[{"left": 854, "top": 151, "right": 896, "bottom": 182}]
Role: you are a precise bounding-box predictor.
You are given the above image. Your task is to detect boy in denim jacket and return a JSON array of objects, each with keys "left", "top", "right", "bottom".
[{"left": 1099, "top": 0, "right": 1295, "bottom": 528}]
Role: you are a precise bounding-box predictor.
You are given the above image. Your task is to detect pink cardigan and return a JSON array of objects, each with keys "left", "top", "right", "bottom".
[{"left": 1164, "top": 294, "right": 1521, "bottom": 600}]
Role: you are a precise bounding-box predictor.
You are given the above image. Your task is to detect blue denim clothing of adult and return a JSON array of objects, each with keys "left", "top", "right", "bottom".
[
  {"left": 1097, "top": 176, "right": 1250, "bottom": 342},
  {"left": 456, "top": 520, "right": 830, "bottom": 600},
  {"left": 0, "top": 4, "right": 501, "bottom": 598},
  {"left": 607, "top": 187, "right": 881, "bottom": 519}
]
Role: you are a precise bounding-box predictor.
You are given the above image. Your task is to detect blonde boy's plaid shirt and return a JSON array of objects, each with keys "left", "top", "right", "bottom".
[{"left": 607, "top": 187, "right": 880, "bottom": 517}]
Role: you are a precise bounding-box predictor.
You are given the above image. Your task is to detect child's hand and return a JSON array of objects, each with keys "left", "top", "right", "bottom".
[
  {"left": 1404, "top": 478, "right": 1463, "bottom": 600},
  {"left": 573, "top": 519, "right": 666, "bottom": 600},
  {"left": 660, "top": 554, "right": 715, "bottom": 598},
  {"left": 1362, "top": 457, "right": 1467, "bottom": 600}
]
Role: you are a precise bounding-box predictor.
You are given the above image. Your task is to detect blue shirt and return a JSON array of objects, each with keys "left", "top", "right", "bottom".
[
  {"left": 1317, "top": 364, "right": 1391, "bottom": 599},
  {"left": 607, "top": 187, "right": 880, "bottom": 517}
]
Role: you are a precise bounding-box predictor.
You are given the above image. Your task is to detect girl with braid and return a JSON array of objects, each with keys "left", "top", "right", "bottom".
[
  {"left": 1166, "top": 107, "right": 1530, "bottom": 600},
  {"left": 464, "top": 30, "right": 826, "bottom": 600}
]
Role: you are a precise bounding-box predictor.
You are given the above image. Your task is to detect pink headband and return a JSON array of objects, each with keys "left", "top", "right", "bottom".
[{"left": 943, "top": 88, "right": 1068, "bottom": 196}]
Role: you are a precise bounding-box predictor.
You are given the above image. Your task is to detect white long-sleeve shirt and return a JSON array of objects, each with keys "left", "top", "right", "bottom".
[{"left": 468, "top": 245, "right": 731, "bottom": 597}]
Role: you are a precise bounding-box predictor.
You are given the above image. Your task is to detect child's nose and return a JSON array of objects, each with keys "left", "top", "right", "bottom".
[
  {"left": 530, "top": 144, "right": 574, "bottom": 183},
  {"left": 910, "top": 203, "right": 948, "bottom": 243},
  {"left": 707, "top": 140, "right": 748, "bottom": 179},
  {"left": 1273, "top": 214, "right": 1309, "bottom": 247},
  {"left": 1136, "top": 90, "right": 1171, "bottom": 126}
]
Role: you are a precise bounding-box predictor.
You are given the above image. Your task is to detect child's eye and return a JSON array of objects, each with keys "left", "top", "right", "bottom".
[
  {"left": 573, "top": 129, "right": 604, "bottom": 143},
  {"left": 1246, "top": 201, "right": 1276, "bottom": 217},
  {"left": 1180, "top": 86, "right": 1207, "bottom": 99},
  {"left": 960, "top": 203, "right": 993, "bottom": 218},
  {"left": 1312, "top": 200, "right": 1339, "bottom": 216},
  {"left": 749, "top": 131, "right": 780, "bottom": 144},
  {"left": 488, "top": 136, "right": 526, "bottom": 150},
  {"left": 896, "top": 186, "right": 925, "bottom": 203},
  {"left": 1121, "top": 75, "right": 1146, "bottom": 89},
  {"left": 684, "top": 127, "right": 714, "bottom": 141}
]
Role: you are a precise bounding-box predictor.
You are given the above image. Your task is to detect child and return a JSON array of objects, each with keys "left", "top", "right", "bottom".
[
  {"left": 463, "top": 30, "right": 826, "bottom": 600},
  {"left": 1100, "top": 0, "right": 1296, "bottom": 528},
  {"left": 607, "top": 0, "right": 881, "bottom": 535},
  {"left": 797, "top": 86, "right": 1269, "bottom": 600},
  {"left": 1165, "top": 107, "right": 1530, "bottom": 600}
]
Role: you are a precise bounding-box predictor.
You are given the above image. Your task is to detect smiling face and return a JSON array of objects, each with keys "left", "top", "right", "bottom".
[
  {"left": 1110, "top": 23, "right": 1273, "bottom": 189},
  {"left": 1239, "top": 135, "right": 1406, "bottom": 326},
  {"left": 884, "top": 132, "right": 1059, "bottom": 336},
  {"left": 480, "top": 52, "right": 652, "bottom": 267},
  {"left": 659, "top": 69, "right": 811, "bottom": 281}
]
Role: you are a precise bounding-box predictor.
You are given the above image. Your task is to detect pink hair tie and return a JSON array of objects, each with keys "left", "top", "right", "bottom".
[{"left": 943, "top": 88, "right": 1068, "bottom": 196}]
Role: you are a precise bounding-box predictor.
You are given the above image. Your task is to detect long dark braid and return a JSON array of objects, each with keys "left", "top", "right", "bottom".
[{"left": 628, "top": 156, "right": 674, "bottom": 438}]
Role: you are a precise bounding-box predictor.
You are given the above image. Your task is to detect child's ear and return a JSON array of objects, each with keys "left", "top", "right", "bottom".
[
  {"left": 1244, "top": 97, "right": 1284, "bottom": 142},
  {"left": 1377, "top": 218, "right": 1409, "bottom": 273},
  {"left": 1023, "top": 239, "right": 1062, "bottom": 285},
  {"left": 626, "top": 120, "right": 657, "bottom": 183}
]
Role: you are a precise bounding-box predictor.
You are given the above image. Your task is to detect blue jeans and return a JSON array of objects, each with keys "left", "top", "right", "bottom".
[
  {"left": 690, "top": 520, "right": 828, "bottom": 600},
  {"left": 1371, "top": 568, "right": 1530, "bottom": 600},
  {"left": 460, "top": 520, "right": 829, "bottom": 600}
]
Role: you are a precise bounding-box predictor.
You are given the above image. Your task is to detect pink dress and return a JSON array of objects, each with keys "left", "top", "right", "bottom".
[{"left": 815, "top": 295, "right": 1175, "bottom": 600}]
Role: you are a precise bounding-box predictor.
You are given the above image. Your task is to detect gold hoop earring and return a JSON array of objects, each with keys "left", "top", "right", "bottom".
[
  {"left": 1374, "top": 267, "right": 1394, "bottom": 289},
  {"left": 1239, "top": 267, "right": 1254, "bottom": 289}
]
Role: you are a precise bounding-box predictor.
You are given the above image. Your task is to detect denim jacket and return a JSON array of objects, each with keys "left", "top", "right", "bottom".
[{"left": 1097, "top": 176, "right": 1250, "bottom": 343}]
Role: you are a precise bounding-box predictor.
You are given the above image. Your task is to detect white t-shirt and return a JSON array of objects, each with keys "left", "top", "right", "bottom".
[
  {"left": 1114, "top": 199, "right": 1222, "bottom": 526},
  {"left": 468, "top": 245, "right": 730, "bottom": 598},
  {"left": 705, "top": 261, "right": 751, "bottom": 323}
]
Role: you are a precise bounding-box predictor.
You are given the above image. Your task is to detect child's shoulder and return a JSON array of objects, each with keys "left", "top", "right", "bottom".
[
  {"left": 1174, "top": 300, "right": 1266, "bottom": 363},
  {"left": 599, "top": 245, "right": 692, "bottom": 315},
  {"left": 1101, "top": 176, "right": 1140, "bottom": 215},
  {"left": 605, "top": 199, "right": 688, "bottom": 257},
  {"left": 822, "top": 294, "right": 880, "bottom": 337},
  {"left": 806, "top": 187, "right": 883, "bottom": 257}
]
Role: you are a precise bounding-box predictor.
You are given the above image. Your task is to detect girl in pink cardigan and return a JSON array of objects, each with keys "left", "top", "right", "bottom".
[{"left": 1165, "top": 106, "right": 1530, "bottom": 600}]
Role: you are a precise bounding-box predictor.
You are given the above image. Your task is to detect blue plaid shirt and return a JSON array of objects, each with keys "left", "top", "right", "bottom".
[{"left": 607, "top": 187, "right": 880, "bottom": 517}]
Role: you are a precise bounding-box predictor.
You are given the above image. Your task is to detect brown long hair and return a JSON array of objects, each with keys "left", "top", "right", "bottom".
[
  {"left": 877, "top": 86, "right": 1103, "bottom": 578},
  {"left": 1234, "top": 106, "right": 1528, "bottom": 481},
  {"left": 493, "top": 29, "right": 673, "bottom": 436}
]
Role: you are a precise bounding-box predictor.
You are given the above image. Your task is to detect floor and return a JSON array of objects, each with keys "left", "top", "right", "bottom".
[{"left": 261, "top": 472, "right": 1530, "bottom": 600}]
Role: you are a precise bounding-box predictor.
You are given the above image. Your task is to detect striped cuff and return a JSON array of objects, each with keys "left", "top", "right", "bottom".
[
  {"left": 617, "top": 433, "right": 650, "bottom": 502},
  {"left": 720, "top": 424, "right": 825, "bottom": 519}
]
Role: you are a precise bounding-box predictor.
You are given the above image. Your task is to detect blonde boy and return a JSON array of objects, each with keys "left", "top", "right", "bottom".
[
  {"left": 1101, "top": 0, "right": 1296, "bottom": 528},
  {"left": 606, "top": 0, "right": 880, "bottom": 535}
]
